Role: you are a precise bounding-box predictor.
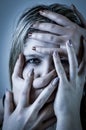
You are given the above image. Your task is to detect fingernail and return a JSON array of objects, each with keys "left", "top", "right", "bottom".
[
  {"left": 5, "top": 91, "right": 10, "bottom": 99},
  {"left": 32, "top": 46, "right": 36, "bottom": 51},
  {"left": 53, "top": 51, "right": 58, "bottom": 57},
  {"left": 52, "top": 77, "right": 59, "bottom": 86},
  {"left": 19, "top": 53, "right": 23, "bottom": 59},
  {"left": 28, "top": 32, "right": 32, "bottom": 37},
  {"left": 28, "top": 69, "right": 34, "bottom": 77},
  {"left": 18, "top": 54, "right": 21, "bottom": 59},
  {"left": 67, "top": 40, "right": 72, "bottom": 47},
  {"left": 39, "top": 10, "right": 45, "bottom": 14},
  {"left": 71, "top": 4, "right": 76, "bottom": 10}
]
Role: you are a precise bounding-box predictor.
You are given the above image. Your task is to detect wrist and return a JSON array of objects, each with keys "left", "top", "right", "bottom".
[{"left": 56, "top": 112, "right": 82, "bottom": 130}]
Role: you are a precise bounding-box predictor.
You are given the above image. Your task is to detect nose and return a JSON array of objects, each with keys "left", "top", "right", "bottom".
[{"left": 42, "top": 59, "right": 55, "bottom": 76}]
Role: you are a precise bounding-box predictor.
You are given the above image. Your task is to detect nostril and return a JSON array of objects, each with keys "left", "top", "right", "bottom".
[{"left": 34, "top": 74, "right": 40, "bottom": 79}]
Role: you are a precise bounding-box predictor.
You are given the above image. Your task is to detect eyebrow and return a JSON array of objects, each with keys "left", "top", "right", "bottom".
[{"left": 25, "top": 54, "right": 44, "bottom": 59}]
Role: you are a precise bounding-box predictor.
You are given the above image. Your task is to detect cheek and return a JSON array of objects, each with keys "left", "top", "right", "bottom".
[
  {"left": 23, "top": 65, "right": 42, "bottom": 79},
  {"left": 23, "top": 67, "right": 29, "bottom": 79}
]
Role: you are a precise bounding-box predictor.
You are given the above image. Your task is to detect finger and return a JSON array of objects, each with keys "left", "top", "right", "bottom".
[
  {"left": 33, "top": 103, "right": 54, "bottom": 128},
  {"left": 32, "top": 46, "right": 67, "bottom": 56},
  {"left": 32, "top": 77, "right": 59, "bottom": 113},
  {"left": 83, "top": 38, "right": 86, "bottom": 59},
  {"left": 66, "top": 40, "right": 78, "bottom": 82},
  {"left": 32, "top": 22, "right": 69, "bottom": 35},
  {"left": 12, "top": 53, "right": 25, "bottom": 79},
  {"left": 34, "top": 116, "right": 56, "bottom": 130},
  {"left": 71, "top": 4, "right": 86, "bottom": 28},
  {"left": 30, "top": 32, "right": 67, "bottom": 45},
  {"left": 39, "top": 103, "right": 54, "bottom": 122},
  {"left": 17, "top": 69, "right": 34, "bottom": 109},
  {"left": 4, "top": 91, "right": 14, "bottom": 119},
  {"left": 33, "top": 69, "right": 56, "bottom": 88},
  {"left": 78, "top": 39, "right": 86, "bottom": 76},
  {"left": 78, "top": 57, "right": 86, "bottom": 80},
  {"left": 53, "top": 51, "right": 67, "bottom": 81},
  {"left": 39, "top": 10, "right": 73, "bottom": 26},
  {"left": 30, "top": 86, "right": 56, "bottom": 105}
]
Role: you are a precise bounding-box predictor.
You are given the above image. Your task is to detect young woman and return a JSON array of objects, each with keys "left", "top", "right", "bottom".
[{"left": 1, "top": 3, "right": 86, "bottom": 130}]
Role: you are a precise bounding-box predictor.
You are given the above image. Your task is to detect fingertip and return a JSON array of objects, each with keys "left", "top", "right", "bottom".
[
  {"left": 52, "top": 77, "right": 59, "bottom": 86},
  {"left": 39, "top": 10, "right": 46, "bottom": 15},
  {"left": 4, "top": 90, "right": 11, "bottom": 109},
  {"left": 5, "top": 90, "right": 12, "bottom": 102},
  {"left": 19, "top": 53, "right": 25, "bottom": 62},
  {"left": 28, "top": 68, "right": 34, "bottom": 77},
  {"left": 53, "top": 51, "right": 59, "bottom": 58},
  {"left": 26, "top": 69, "right": 34, "bottom": 82},
  {"left": 66, "top": 40, "right": 73, "bottom": 48},
  {"left": 70, "top": 4, "right": 76, "bottom": 10}
]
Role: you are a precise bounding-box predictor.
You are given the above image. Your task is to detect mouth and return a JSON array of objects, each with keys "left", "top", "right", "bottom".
[{"left": 30, "top": 82, "right": 58, "bottom": 104}]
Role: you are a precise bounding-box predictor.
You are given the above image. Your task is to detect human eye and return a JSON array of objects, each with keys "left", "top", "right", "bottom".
[{"left": 26, "top": 58, "right": 41, "bottom": 65}]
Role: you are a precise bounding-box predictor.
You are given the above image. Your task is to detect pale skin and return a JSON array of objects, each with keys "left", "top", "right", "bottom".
[
  {"left": 9, "top": 54, "right": 57, "bottom": 130},
  {"left": 30, "top": 8, "right": 86, "bottom": 57},
  {"left": 11, "top": 38, "right": 61, "bottom": 130},
  {"left": 53, "top": 40, "right": 86, "bottom": 130},
  {"left": 2, "top": 72, "right": 58, "bottom": 130},
  {"left": 1, "top": 5, "right": 86, "bottom": 130},
  {"left": 2, "top": 39, "right": 86, "bottom": 130}
]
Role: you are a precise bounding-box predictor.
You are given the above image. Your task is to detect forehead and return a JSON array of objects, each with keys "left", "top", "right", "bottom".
[{"left": 23, "top": 38, "right": 58, "bottom": 55}]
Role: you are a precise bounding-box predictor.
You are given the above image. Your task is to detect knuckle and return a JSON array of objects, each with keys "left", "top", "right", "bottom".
[
  {"left": 71, "top": 24, "right": 78, "bottom": 34},
  {"left": 38, "top": 33, "right": 43, "bottom": 39},
  {"left": 72, "top": 24, "right": 78, "bottom": 30},
  {"left": 51, "top": 24, "right": 56, "bottom": 30},
  {"left": 36, "top": 22, "right": 40, "bottom": 27},
  {"left": 50, "top": 35, "right": 54, "bottom": 42},
  {"left": 25, "top": 77, "right": 30, "bottom": 83},
  {"left": 12, "top": 73, "right": 15, "bottom": 81},
  {"left": 58, "top": 67, "right": 65, "bottom": 75},
  {"left": 21, "top": 89, "right": 27, "bottom": 96},
  {"left": 67, "top": 24, "right": 78, "bottom": 37},
  {"left": 12, "top": 72, "right": 18, "bottom": 82},
  {"left": 55, "top": 38, "right": 63, "bottom": 44},
  {"left": 38, "top": 98, "right": 43, "bottom": 105}
]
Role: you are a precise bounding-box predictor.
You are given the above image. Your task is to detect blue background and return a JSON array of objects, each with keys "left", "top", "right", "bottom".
[{"left": 0, "top": 0, "right": 86, "bottom": 97}]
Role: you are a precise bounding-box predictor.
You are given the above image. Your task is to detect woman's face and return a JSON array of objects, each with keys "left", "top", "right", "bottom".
[
  {"left": 22, "top": 38, "right": 57, "bottom": 103},
  {"left": 13, "top": 38, "right": 69, "bottom": 104},
  {"left": 23, "top": 39, "right": 56, "bottom": 79},
  {"left": 23, "top": 38, "right": 68, "bottom": 102}
]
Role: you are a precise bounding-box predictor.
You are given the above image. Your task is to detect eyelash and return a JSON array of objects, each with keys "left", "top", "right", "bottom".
[
  {"left": 26, "top": 58, "right": 68, "bottom": 67},
  {"left": 26, "top": 58, "right": 41, "bottom": 65}
]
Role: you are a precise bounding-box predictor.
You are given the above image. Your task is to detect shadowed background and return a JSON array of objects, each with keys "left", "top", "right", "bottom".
[{"left": 0, "top": 0, "right": 86, "bottom": 97}]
